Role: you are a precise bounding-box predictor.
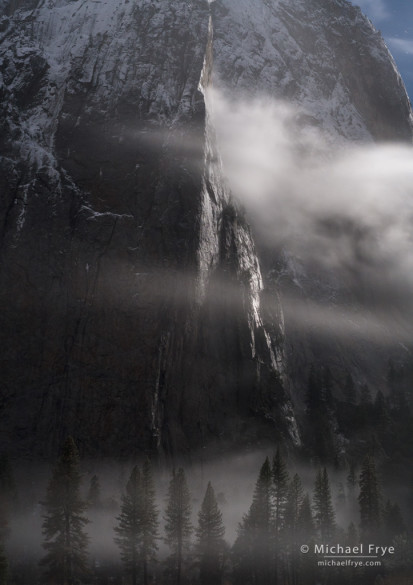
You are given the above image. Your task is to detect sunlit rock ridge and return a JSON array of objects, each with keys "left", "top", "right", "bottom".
[
  {"left": 212, "top": 0, "right": 412, "bottom": 142},
  {"left": 0, "top": 0, "right": 411, "bottom": 459},
  {"left": 211, "top": 0, "right": 413, "bottom": 411}
]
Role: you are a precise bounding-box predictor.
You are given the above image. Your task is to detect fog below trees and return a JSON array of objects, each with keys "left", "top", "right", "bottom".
[{"left": 4, "top": 448, "right": 412, "bottom": 565}]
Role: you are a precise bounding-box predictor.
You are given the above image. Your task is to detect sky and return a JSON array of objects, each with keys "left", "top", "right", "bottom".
[{"left": 353, "top": 0, "right": 413, "bottom": 102}]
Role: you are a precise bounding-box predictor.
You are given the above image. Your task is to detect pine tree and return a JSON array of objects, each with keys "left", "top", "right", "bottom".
[
  {"left": 272, "top": 447, "right": 289, "bottom": 536},
  {"left": 358, "top": 456, "right": 381, "bottom": 541},
  {"left": 284, "top": 474, "right": 304, "bottom": 585},
  {"left": 164, "top": 468, "right": 192, "bottom": 585},
  {"left": 40, "top": 437, "right": 89, "bottom": 585},
  {"left": 233, "top": 458, "right": 274, "bottom": 585},
  {"left": 248, "top": 457, "right": 273, "bottom": 543},
  {"left": 140, "top": 460, "right": 159, "bottom": 585},
  {"left": 284, "top": 474, "right": 304, "bottom": 544},
  {"left": 313, "top": 468, "right": 336, "bottom": 540},
  {"left": 196, "top": 482, "right": 225, "bottom": 585},
  {"left": 297, "top": 494, "right": 316, "bottom": 585},
  {"left": 115, "top": 466, "right": 144, "bottom": 585},
  {"left": 298, "top": 494, "right": 315, "bottom": 543},
  {"left": 272, "top": 449, "right": 289, "bottom": 585}
]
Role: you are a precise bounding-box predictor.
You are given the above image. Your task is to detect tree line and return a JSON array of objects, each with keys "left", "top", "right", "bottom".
[
  {"left": 302, "top": 361, "right": 413, "bottom": 467},
  {"left": 1, "top": 438, "right": 410, "bottom": 585}
]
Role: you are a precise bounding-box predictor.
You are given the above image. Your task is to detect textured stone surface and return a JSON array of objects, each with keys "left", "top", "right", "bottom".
[
  {"left": 0, "top": 0, "right": 411, "bottom": 460},
  {"left": 212, "top": 0, "right": 412, "bottom": 142},
  {"left": 211, "top": 0, "right": 413, "bottom": 404},
  {"left": 0, "top": 0, "right": 295, "bottom": 459}
]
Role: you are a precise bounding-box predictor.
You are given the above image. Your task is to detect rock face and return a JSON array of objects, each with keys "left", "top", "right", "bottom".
[
  {"left": 212, "top": 0, "right": 412, "bottom": 142},
  {"left": 0, "top": 0, "right": 411, "bottom": 459},
  {"left": 210, "top": 0, "right": 413, "bottom": 403},
  {"left": 0, "top": 0, "right": 295, "bottom": 459}
]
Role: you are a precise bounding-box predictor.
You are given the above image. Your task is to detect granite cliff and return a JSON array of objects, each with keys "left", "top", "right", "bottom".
[{"left": 0, "top": 0, "right": 411, "bottom": 459}]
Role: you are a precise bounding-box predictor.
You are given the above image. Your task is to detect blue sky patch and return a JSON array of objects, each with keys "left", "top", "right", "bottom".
[{"left": 354, "top": 0, "right": 413, "bottom": 102}]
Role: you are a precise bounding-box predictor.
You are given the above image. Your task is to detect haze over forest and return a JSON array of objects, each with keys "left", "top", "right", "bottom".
[{"left": 0, "top": 0, "right": 413, "bottom": 583}]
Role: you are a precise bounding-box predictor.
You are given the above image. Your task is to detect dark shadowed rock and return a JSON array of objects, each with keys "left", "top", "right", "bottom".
[{"left": 0, "top": 0, "right": 411, "bottom": 460}]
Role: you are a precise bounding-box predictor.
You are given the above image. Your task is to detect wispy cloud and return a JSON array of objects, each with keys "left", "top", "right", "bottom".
[
  {"left": 387, "top": 37, "right": 413, "bottom": 55},
  {"left": 208, "top": 88, "right": 413, "bottom": 341},
  {"left": 355, "top": 0, "right": 390, "bottom": 22}
]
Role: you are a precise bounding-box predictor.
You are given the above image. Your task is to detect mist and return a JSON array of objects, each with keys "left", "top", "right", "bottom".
[
  {"left": 6, "top": 453, "right": 262, "bottom": 561},
  {"left": 0, "top": 453, "right": 389, "bottom": 551},
  {"left": 208, "top": 87, "right": 413, "bottom": 298},
  {"left": 4, "top": 451, "right": 411, "bottom": 584}
]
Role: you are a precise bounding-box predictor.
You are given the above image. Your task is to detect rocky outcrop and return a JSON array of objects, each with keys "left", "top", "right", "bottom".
[
  {"left": 0, "top": 0, "right": 411, "bottom": 460},
  {"left": 212, "top": 0, "right": 412, "bottom": 142},
  {"left": 0, "top": 0, "right": 295, "bottom": 459},
  {"left": 211, "top": 0, "right": 413, "bottom": 403}
]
